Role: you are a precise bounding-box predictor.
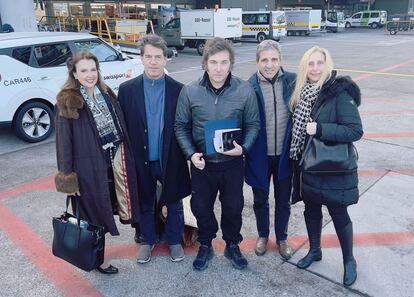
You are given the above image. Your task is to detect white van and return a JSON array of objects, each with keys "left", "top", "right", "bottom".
[
  {"left": 242, "top": 11, "right": 287, "bottom": 42},
  {"left": 0, "top": 32, "right": 144, "bottom": 142},
  {"left": 345, "top": 10, "right": 387, "bottom": 28}
]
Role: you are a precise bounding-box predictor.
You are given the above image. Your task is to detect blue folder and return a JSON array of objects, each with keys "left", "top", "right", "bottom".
[{"left": 204, "top": 118, "right": 240, "bottom": 155}]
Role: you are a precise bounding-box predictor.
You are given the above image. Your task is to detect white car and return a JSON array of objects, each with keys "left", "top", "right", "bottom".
[{"left": 0, "top": 32, "right": 144, "bottom": 142}]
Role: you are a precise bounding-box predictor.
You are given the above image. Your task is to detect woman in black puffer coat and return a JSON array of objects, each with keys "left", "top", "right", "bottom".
[{"left": 289, "top": 46, "right": 363, "bottom": 286}]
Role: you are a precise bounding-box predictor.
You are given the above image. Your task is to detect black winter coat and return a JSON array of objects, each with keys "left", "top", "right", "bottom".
[
  {"left": 297, "top": 71, "right": 363, "bottom": 206},
  {"left": 118, "top": 74, "right": 191, "bottom": 205}
]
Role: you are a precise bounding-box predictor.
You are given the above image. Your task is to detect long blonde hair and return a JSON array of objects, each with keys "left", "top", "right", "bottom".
[{"left": 290, "top": 46, "right": 334, "bottom": 110}]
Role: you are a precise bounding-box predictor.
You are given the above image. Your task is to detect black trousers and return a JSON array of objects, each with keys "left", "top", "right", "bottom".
[
  {"left": 190, "top": 157, "right": 244, "bottom": 246},
  {"left": 304, "top": 199, "right": 351, "bottom": 230}
]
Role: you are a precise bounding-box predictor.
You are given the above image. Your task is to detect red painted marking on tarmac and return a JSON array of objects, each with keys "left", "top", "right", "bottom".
[
  {"left": 0, "top": 204, "right": 103, "bottom": 297},
  {"left": 358, "top": 169, "right": 414, "bottom": 177},
  {"left": 0, "top": 168, "right": 413, "bottom": 204},
  {"left": 358, "top": 169, "right": 387, "bottom": 177},
  {"left": 354, "top": 58, "right": 414, "bottom": 81},
  {"left": 364, "top": 97, "right": 414, "bottom": 106},
  {"left": 0, "top": 176, "right": 54, "bottom": 201},
  {"left": 354, "top": 232, "right": 414, "bottom": 247},
  {"left": 106, "top": 237, "right": 307, "bottom": 260},
  {"left": 106, "top": 243, "right": 201, "bottom": 260},
  {"left": 318, "top": 232, "right": 414, "bottom": 248},
  {"left": 360, "top": 109, "right": 414, "bottom": 116},
  {"left": 105, "top": 232, "right": 414, "bottom": 260},
  {"left": 363, "top": 132, "right": 414, "bottom": 138}
]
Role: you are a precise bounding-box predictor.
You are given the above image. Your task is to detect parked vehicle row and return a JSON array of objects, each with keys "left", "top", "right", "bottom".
[{"left": 158, "top": 8, "right": 387, "bottom": 52}]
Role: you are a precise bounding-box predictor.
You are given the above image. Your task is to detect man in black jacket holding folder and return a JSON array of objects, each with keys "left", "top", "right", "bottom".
[{"left": 175, "top": 38, "right": 260, "bottom": 271}]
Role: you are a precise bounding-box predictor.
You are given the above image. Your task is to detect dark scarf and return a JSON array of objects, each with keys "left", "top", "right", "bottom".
[{"left": 80, "top": 85, "right": 123, "bottom": 160}]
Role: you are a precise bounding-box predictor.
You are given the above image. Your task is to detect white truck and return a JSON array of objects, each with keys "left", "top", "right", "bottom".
[
  {"left": 324, "top": 11, "right": 346, "bottom": 33},
  {"left": 241, "top": 11, "right": 287, "bottom": 42},
  {"left": 157, "top": 8, "right": 242, "bottom": 55},
  {"left": 285, "top": 10, "right": 322, "bottom": 36}
]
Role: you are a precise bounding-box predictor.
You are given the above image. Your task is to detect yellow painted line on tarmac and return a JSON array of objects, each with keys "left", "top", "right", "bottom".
[
  {"left": 278, "top": 64, "right": 414, "bottom": 78},
  {"left": 336, "top": 68, "right": 414, "bottom": 78}
]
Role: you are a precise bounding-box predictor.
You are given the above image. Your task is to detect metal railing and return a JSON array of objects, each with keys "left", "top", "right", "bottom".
[{"left": 385, "top": 19, "right": 414, "bottom": 35}]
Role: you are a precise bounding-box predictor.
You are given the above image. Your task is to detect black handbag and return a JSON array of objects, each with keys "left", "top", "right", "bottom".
[
  {"left": 301, "top": 136, "right": 358, "bottom": 174},
  {"left": 52, "top": 196, "right": 105, "bottom": 271}
]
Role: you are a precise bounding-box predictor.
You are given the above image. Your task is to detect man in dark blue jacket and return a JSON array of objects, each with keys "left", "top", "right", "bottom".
[
  {"left": 118, "top": 35, "right": 191, "bottom": 264},
  {"left": 245, "top": 40, "right": 296, "bottom": 259}
]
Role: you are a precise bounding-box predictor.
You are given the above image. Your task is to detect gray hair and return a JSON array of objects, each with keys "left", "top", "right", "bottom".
[
  {"left": 256, "top": 39, "right": 282, "bottom": 62},
  {"left": 140, "top": 34, "right": 168, "bottom": 57},
  {"left": 202, "top": 37, "right": 235, "bottom": 70}
]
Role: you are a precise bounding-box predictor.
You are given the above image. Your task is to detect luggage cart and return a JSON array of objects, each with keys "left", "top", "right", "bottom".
[{"left": 385, "top": 18, "right": 414, "bottom": 35}]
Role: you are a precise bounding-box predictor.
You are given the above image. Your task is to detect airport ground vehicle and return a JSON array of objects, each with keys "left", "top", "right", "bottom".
[
  {"left": 241, "top": 11, "right": 287, "bottom": 42},
  {"left": 157, "top": 8, "right": 242, "bottom": 55},
  {"left": 345, "top": 10, "right": 387, "bottom": 29},
  {"left": 0, "top": 32, "right": 144, "bottom": 142},
  {"left": 285, "top": 9, "right": 322, "bottom": 36},
  {"left": 386, "top": 14, "right": 414, "bottom": 35},
  {"left": 324, "top": 11, "right": 345, "bottom": 32}
]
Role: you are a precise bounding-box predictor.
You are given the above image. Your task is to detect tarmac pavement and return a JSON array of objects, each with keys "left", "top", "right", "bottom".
[{"left": 0, "top": 28, "right": 413, "bottom": 297}]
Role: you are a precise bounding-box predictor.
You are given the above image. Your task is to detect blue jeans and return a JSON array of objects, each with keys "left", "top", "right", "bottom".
[
  {"left": 140, "top": 161, "right": 184, "bottom": 245},
  {"left": 252, "top": 155, "right": 292, "bottom": 241}
]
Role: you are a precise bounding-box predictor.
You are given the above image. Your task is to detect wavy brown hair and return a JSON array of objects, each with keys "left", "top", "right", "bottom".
[
  {"left": 62, "top": 51, "right": 108, "bottom": 92},
  {"left": 202, "top": 37, "right": 235, "bottom": 71}
]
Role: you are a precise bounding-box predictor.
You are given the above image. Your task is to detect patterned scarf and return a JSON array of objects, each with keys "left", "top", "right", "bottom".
[
  {"left": 80, "top": 85, "right": 122, "bottom": 150},
  {"left": 289, "top": 81, "right": 321, "bottom": 160}
]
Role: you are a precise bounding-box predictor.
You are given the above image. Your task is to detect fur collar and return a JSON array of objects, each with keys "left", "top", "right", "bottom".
[
  {"left": 56, "top": 87, "right": 117, "bottom": 119},
  {"left": 320, "top": 71, "right": 361, "bottom": 106}
]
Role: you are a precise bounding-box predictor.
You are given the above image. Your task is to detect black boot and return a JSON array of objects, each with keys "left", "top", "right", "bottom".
[
  {"left": 335, "top": 222, "right": 357, "bottom": 286},
  {"left": 297, "top": 217, "right": 322, "bottom": 269}
]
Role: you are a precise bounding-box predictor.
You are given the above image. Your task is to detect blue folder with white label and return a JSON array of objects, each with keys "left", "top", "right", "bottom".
[{"left": 204, "top": 118, "right": 241, "bottom": 155}]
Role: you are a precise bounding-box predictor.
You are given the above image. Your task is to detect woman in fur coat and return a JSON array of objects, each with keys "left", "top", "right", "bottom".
[{"left": 54, "top": 51, "right": 140, "bottom": 274}]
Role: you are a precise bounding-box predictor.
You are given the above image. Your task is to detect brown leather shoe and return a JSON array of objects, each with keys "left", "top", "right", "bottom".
[
  {"left": 255, "top": 237, "right": 268, "bottom": 256},
  {"left": 277, "top": 240, "right": 293, "bottom": 259}
]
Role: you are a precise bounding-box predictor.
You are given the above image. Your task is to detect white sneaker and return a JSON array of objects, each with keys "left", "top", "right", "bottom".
[
  {"left": 137, "top": 244, "right": 154, "bottom": 264},
  {"left": 170, "top": 244, "right": 185, "bottom": 262}
]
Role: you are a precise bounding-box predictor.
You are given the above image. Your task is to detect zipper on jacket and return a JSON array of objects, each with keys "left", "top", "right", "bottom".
[
  {"left": 272, "top": 82, "right": 277, "bottom": 154},
  {"left": 214, "top": 87, "right": 227, "bottom": 105}
]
